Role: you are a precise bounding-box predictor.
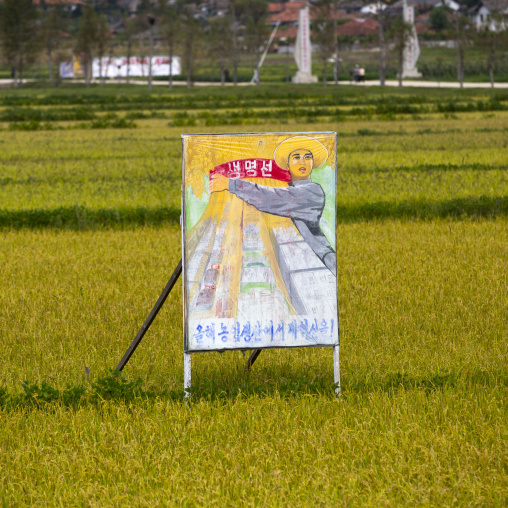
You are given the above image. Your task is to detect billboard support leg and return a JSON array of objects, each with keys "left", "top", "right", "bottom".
[
  {"left": 333, "top": 345, "right": 341, "bottom": 395},
  {"left": 115, "top": 258, "right": 182, "bottom": 372},
  {"left": 246, "top": 349, "right": 262, "bottom": 370},
  {"left": 184, "top": 352, "right": 191, "bottom": 398}
]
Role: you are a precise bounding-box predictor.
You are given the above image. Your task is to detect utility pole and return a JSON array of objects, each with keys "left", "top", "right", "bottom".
[{"left": 231, "top": 2, "right": 238, "bottom": 85}]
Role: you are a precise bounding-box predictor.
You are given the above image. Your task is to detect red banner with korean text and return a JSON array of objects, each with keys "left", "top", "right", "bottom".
[{"left": 210, "top": 158, "right": 291, "bottom": 182}]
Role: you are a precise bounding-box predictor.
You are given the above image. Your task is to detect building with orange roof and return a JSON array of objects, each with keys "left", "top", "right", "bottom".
[
  {"left": 32, "top": 0, "right": 84, "bottom": 5},
  {"left": 335, "top": 18, "right": 379, "bottom": 37},
  {"left": 268, "top": 1, "right": 356, "bottom": 40}
]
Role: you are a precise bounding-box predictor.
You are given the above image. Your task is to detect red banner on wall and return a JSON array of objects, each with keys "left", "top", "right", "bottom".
[{"left": 210, "top": 158, "right": 291, "bottom": 182}]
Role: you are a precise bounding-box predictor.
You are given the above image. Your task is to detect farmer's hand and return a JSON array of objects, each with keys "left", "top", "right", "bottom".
[{"left": 209, "top": 174, "right": 229, "bottom": 193}]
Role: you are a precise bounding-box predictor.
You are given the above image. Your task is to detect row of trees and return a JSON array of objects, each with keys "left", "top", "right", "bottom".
[
  {"left": 452, "top": 8, "right": 508, "bottom": 88},
  {"left": 0, "top": 0, "right": 273, "bottom": 89},
  {"left": 133, "top": 0, "right": 271, "bottom": 89},
  {"left": 316, "top": 0, "right": 507, "bottom": 88},
  {"left": 0, "top": 0, "right": 506, "bottom": 89},
  {"left": 311, "top": 0, "right": 426, "bottom": 87}
]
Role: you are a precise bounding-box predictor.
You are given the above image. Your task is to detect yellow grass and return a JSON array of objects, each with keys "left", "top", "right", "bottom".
[
  {"left": 0, "top": 87, "right": 507, "bottom": 505},
  {"left": 1, "top": 220, "right": 507, "bottom": 505}
]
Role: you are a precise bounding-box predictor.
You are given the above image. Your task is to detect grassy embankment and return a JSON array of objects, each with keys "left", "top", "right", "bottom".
[{"left": 0, "top": 85, "right": 507, "bottom": 506}]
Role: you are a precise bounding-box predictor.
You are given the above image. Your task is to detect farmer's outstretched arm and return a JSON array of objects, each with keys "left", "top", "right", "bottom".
[
  {"left": 209, "top": 174, "right": 323, "bottom": 220},
  {"left": 211, "top": 175, "right": 336, "bottom": 275},
  {"left": 228, "top": 179, "right": 325, "bottom": 223},
  {"left": 229, "top": 180, "right": 295, "bottom": 216}
]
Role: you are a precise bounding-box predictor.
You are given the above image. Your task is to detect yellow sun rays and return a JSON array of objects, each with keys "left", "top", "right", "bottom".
[{"left": 183, "top": 133, "right": 335, "bottom": 199}]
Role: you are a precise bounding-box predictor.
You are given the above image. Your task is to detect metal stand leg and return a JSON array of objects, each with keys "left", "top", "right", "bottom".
[
  {"left": 245, "top": 349, "right": 262, "bottom": 370},
  {"left": 333, "top": 345, "right": 341, "bottom": 395},
  {"left": 184, "top": 352, "right": 191, "bottom": 398},
  {"left": 115, "top": 259, "right": 182, "bottom": 371}
]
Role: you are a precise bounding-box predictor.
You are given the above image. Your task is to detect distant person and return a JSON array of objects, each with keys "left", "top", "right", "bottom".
[
  {"left": 353, "top": 64, "right": 359, "bottom": 83},
  {"left": 358, "top": 66, "right": 365, "bottom": 82}
]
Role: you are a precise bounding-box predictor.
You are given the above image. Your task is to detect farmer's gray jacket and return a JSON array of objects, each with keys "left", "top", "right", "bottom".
[{"left": 229, "top": 179, "right": 337, "bottom": 276}]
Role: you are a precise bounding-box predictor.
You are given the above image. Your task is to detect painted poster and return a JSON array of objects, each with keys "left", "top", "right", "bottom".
[{"left": 182, "top": 132, "right": 338, "bottom": 352}]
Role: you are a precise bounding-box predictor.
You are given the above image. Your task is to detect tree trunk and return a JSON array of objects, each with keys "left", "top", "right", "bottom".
[
  {"left": 168, "top": 41, "right": 173, "bottom": 89},
  {"left": 333, "top": 2, "right": 339, "bottom": 85},
  {"left": 127, "top": 40, "right": 131, "bottom": 85},
  {"left": 456, "top": 53, "right": 463, "bottom": 88},
  {"left": 85, "top": 54, "right": 91, "bottom": 88},
  {"left": 13, "top": 51, "right": 19, "bottom": 88},
  {"left": 398, "top": 43, "right": 403, "bottom": 87},
  {"left": 335, "top": 58, "right": 341, "bottom": 86},
  {"left": 456, "top": 21, "right": 460, "bottom": 87},
  {"left": 186, "top": 39, "right": 193, "bottom": 88},
  {"left": 457, "top": 47, "right": 464, "bottom": 88},
  {"left": 18, "top": 56, "right": 23, "bottom": 89},
  {"left": 220, "top": 50, "right": 225, "bottom": 86},
  {"left": 456, "top": 19, "right": 464, "bottom": 89},
  {"left": 47, "top": 47, "right": 53, "bottom": 86},
  {"left": 378, "top": 14, "right": 386, "bottom": 86},
  {"left": 105, "top": 47, "right": 113, "bottom": 87},
  {"left": 255, "top": 49, "right": 260, "bottom": 86},
  {"left": 489, "top": 47, "right": 495, "bottom": 88},
  {"left": 148, "top": 26, "right": 153, "bottom": 93},
  {"left": 232, "top": 5, "right": 238, "bottom": 85},
  {"left": 285, "top": 44, "right": 289, "bottom": 85},
  {"left": 233, "top": 39, "right": 238, "bottom": 85},
  {"left": 139, "top": 37, "right": 145, "bottom": 78}
]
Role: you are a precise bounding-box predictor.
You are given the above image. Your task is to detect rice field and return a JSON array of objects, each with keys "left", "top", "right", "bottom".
[{"left": 0, "top": 84, "right": 507, "bottom": 506}]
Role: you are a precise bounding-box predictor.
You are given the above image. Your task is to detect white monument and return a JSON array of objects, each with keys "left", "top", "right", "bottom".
[
  {"left": 402, "top": 0, "right": 422, "bottom": 78},
  {"left": 292, "top": 6, "right": 318, "bottom": 84}
]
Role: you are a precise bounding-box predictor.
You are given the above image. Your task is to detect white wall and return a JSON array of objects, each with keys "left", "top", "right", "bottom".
[{"left": 92, "top": 56, "right": 181, "bottom": 79}]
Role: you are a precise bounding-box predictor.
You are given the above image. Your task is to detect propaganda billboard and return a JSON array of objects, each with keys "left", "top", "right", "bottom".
[{"left": 182, "top": 133, "right": 338, "bottom": 352}]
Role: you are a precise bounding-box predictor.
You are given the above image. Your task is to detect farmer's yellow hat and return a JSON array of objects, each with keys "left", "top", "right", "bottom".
[{"left": 273, "top": 136, "right": 328, "bottom": 170}]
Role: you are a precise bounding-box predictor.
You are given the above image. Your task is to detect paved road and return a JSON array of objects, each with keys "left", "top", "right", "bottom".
[
  {"left": 354, "top": 79, "right": 508, "bottom": 88},
  {"left": 99, "top": 78, "right": 508, "bottom": 89},
  {"left": 1, "top": 78, "right": 507, "bottom": 89}
]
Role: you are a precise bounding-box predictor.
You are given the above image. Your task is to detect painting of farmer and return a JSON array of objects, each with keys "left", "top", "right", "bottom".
[
  {"left": 209, "top": 135, "right": 336, "bottom": 275},
  {"left": 183, "top": 132, "right": 338, "bottom": 351}
]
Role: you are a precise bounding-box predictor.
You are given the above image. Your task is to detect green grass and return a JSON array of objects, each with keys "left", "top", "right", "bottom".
[{"left": 0, "top": 85, "right": 507, "bottom": 506}]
